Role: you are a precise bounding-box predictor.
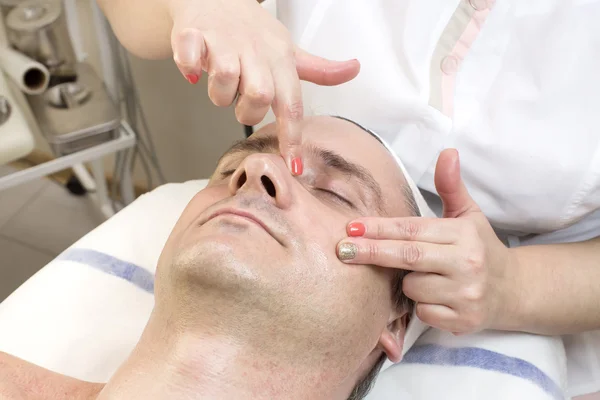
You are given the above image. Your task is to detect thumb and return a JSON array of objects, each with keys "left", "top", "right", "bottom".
[
  {"left": 434, "top": 149, "right": 480, "bottom": 218},
  {"left": 295, "top": 48, "right": 360, "bottom": 86}
]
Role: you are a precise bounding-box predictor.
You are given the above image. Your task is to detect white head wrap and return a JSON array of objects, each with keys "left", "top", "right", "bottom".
[{"left": 334, "top": 116, "right": 433, "bottom": 360}]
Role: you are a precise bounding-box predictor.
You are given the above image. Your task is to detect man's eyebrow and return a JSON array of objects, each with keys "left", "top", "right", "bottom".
[
  {"left": 217, "top": 136, "right": 279, "bottom": 166},
  {"left": 306, "top": 145, "right": 385, "bottom": 213}
]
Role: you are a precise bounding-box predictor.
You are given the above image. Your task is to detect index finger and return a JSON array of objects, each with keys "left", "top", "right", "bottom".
[
  {"left": 347, "top": 217, "right": 463, "bottom": 244},
  {"left": 271, "top": 57, "right": 304, "bottom": 175},
  {"left": 336, "top": 238, "right": 452, "bottom": 275}
]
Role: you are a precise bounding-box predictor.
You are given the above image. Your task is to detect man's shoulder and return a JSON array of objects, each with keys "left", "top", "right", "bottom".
[
  {"left": 0, "top": 352, "right": 25, "bottom": 399},
  {"left": 0, "top": 381, "right": 26, "bottom": 400},
  {"left": 0, "top": 351, "right": 103, "bottom": 400}
]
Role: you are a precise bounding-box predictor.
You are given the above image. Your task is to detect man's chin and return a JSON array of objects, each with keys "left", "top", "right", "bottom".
[
  {"left": 174, "top": 215, "right": 284, "bottom": 270},
  {"left": 163, "top": 238, "right": 295, "bottom": 326},
  {"left": 170, "top": 234, "right": 283, "bottom": 296},
  {"left": 175, "top": 237, "right": 254, "bottom": 274}
]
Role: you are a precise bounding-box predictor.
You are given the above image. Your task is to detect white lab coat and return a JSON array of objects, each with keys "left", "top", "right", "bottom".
[{"left": 271, "top": 0, "right": 600, "bottom": 396}]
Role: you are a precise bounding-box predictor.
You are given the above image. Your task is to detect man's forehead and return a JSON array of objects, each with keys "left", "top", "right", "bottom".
[
  {"left": 254, "top": 117, "right": 391, "bottom": 162},
  {"left": 257, "top": 115, "right": 374, "bottom": 143},
  {"left": 256, "top": 117, "right": 404, "bottom": 172}
]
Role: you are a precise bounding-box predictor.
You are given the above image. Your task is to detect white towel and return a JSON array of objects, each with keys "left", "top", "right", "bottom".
[
  {"left": 370, "top": 328, "right": 567, "bottom": 399},
  {"left": 0, "top": 179, "right": 568, "bottom": 399}
]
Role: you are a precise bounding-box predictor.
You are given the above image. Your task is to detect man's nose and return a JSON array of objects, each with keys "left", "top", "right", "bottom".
[{"left": 228, "top": 153, "right": 293, "bottom": 209}]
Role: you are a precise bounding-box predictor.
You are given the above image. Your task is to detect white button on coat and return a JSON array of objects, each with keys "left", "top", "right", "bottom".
[
  {"left": 469, "top": 0, "right": 490, "bottom": 11},
  {"left": 440, "top": 55, "right": 459, "bottom": 75}
]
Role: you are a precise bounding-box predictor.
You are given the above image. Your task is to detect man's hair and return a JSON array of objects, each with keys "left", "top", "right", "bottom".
[
  {"left": 348, "top": 353, "right": 388, "bottom": 400},
  {"left": 347, "top": 269, "right": 415, "bottom": 400},
  {"left": 330, "top": 116, "right": 419, "bottom": 400}
]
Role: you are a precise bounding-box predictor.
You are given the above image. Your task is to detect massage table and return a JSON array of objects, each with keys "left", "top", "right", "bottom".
[{"left": 0, "top": 177, "right": 568, "bottom": 399}]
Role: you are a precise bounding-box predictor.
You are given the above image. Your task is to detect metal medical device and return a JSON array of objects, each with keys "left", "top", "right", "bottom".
[{"left": 6, "top": 0, "right": 119, "bottom": 156}]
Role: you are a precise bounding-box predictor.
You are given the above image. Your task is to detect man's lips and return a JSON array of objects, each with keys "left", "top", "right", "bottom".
[{"left": 202, "top": 208, "right": 284, "bottom": 245}]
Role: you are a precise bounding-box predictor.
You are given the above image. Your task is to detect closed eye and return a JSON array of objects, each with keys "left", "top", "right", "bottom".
[
  {"left": 220, "top": 169, "right": 236, "bottom": 177},
  {"left": 316, "top": 188, "right": 354, "bottom": 208}
]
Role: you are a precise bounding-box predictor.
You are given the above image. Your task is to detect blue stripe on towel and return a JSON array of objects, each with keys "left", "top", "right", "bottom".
[
  {"left": 402, "top": 344, "right": 563, "bottom": 399},
  {"left": 56, "top": 249, "right": 563, "bottom": 399},
  {"left": 58, "top": 248, "right": 155, "bottom": 294}
]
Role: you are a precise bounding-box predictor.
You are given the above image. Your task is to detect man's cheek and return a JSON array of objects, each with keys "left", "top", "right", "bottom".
[
  {"left": 166, "top": 189, "right": 230, "bottom": 250},
  {"left": 299, "top": 212, "right": 348, "bottom": 267},
  {"left": 182, "top": 188, "right": 229, "bottom": 221},
  {"left": 303, "top": 209, "right": 347, "bottom": 239}
]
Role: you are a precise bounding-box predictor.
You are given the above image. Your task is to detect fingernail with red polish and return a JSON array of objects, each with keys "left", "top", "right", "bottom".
[
  {"left": 291, "top": 157, "right": 303, "bottom": 176},
  {"left": 348, "top": 222, "right": 366, "bottom": 237},
  {"left": 185, "top": 74, "right": 199, "bottom": 84}
]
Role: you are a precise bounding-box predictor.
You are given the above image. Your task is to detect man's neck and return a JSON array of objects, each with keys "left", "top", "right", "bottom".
[{"left": 97, "top": 312, "right": 346, "bottom": 400}]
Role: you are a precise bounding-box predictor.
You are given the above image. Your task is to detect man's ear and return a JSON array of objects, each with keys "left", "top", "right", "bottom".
[{"left": 378, "top": 312, "right": 409, "bottom": 363}]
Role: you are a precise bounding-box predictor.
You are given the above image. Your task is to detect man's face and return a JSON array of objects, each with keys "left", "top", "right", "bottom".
[{"left": 155, "top": 116, "right": 412, "bottom": 385}]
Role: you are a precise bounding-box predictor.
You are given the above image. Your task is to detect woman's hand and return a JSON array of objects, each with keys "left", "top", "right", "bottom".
[
  {"left": 336, "top": 150, "right": 520, "bottom": 334},
  {"left": 169, "top": 0, "right": 361, "bottom": 172}
]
